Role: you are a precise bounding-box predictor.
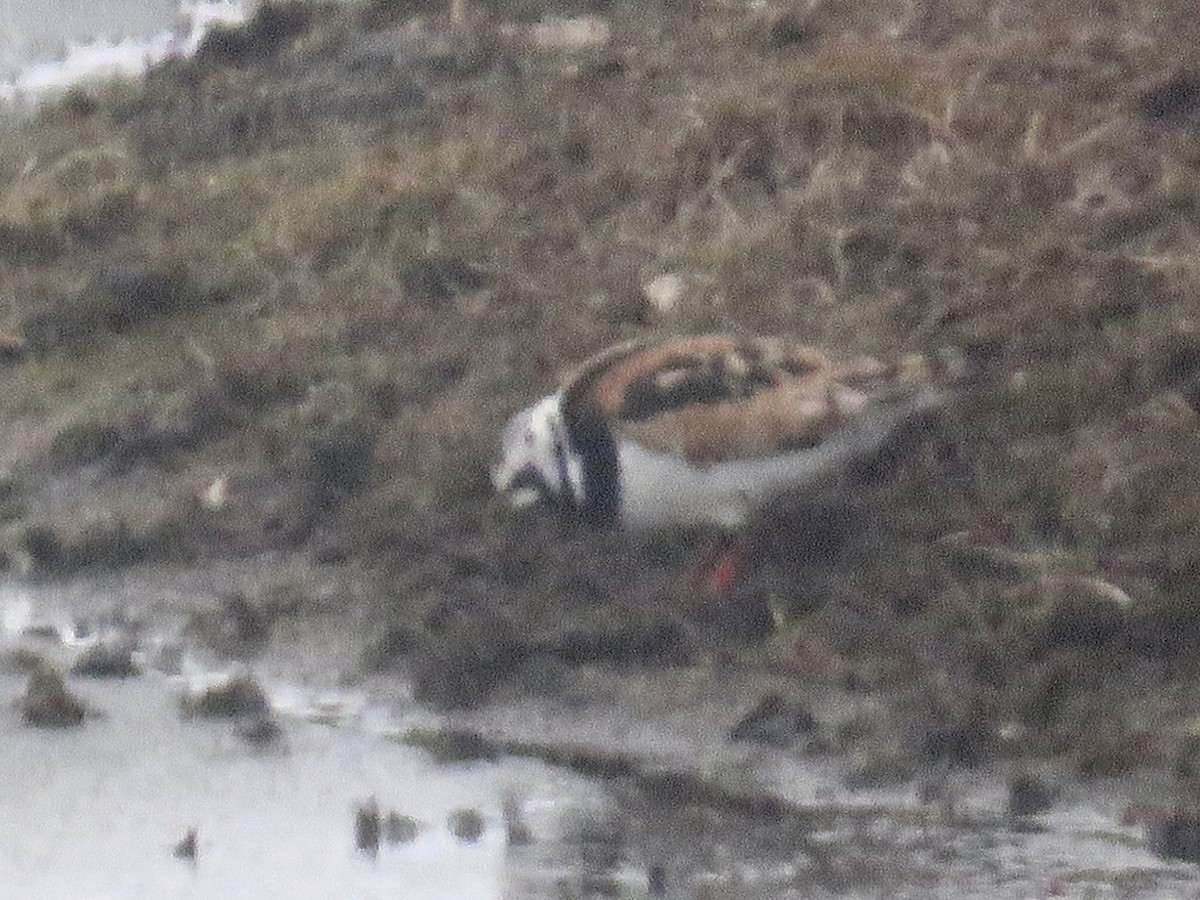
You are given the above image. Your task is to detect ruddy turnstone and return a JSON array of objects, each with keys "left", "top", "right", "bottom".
[{"left": 492, "top": 334, "right": 946, "bottom": 533}]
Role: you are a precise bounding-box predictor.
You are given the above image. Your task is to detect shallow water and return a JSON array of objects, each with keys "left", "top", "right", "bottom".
[
  {"left": 0, "top": 581, "right": 611, "bottom": 900},
  {"left": 0, "top": 0, "right": 247, "bottom": 104},
  {"left": 3, "top": 571, "right": 1200, "bottom": 899},
  {"left": 0, "top": 674, "right": 561, "bottom": 900},
  {"left": 0, "top": 0, "right": 179, "bottom": 77}
]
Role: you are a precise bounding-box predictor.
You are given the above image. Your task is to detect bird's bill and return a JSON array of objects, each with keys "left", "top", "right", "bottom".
[{"left": 494, "top": 463, "right": 553, "bottom": 509}]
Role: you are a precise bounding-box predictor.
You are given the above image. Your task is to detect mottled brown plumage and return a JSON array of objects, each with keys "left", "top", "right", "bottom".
[{"left": 562, "top": 335, "right": 933, "bottom": 467}]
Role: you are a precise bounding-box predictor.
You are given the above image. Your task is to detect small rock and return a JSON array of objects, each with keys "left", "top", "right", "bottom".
[
  {"left": 355, "top": 799, "right": 381, "bottom": 858},
  {"left": 502, "top": 795, "right": 533, "bottom": 846},
  {"left": 447, "top": 808, "right": 485, "bottom": 843},
  {"left": 1007, "top": 772, "right": 1060, "bottom": 817},
  {"left": 173, "top": 827, "right": 198, "bottom": 863},
  {"left": 383, "top": 811, "right": 422, "bottom": 845},
  {"left": 21, "top": 665, "right": 87, "bottom": 728},
  {"left": 728, "top": 692, "right": 818, "bottom": 748},
  {"left": 70, "top": 639, "right": 140, "bottom": 678},
  {"left": 237, "top": 713, "right": 284, "bottom": 749}
]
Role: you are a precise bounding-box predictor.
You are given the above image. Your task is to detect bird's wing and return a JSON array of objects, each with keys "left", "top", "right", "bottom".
[{"left": 562, "top": 334, "right": 937, "bottom": 467}]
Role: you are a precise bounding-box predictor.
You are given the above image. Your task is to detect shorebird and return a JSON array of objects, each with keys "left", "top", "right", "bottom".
[{"left": 492, "top": 333, "right": 947, "bottom": 589}]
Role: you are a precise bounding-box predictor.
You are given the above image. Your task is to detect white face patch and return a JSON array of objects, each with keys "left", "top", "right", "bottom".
[
  {"left": 506, "top": 485, "right": 544, "bottom": 509},
  {"left": 491, "top": 393, "right": 573, "bottom": 508}
]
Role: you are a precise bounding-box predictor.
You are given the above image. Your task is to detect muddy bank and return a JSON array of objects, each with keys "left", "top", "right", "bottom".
[{"left": 3, "top": 0, "right": 1200, "bottom": 893}]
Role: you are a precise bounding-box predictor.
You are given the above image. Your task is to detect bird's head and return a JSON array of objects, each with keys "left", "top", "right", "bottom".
[{"left": 491, "top": 392, "right": 581, "bottom": 511}]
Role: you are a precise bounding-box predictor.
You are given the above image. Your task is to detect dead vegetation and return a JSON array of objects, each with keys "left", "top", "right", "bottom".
[{"left": 2, "top": 0, "right": 1200, "bottom": 772}]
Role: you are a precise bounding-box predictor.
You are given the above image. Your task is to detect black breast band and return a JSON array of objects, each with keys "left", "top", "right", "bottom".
[{"left": 560, "top": 409, "right": 620, "bottom": 525}]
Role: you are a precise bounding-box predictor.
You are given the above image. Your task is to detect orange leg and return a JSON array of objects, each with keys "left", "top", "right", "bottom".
[
  {"left": 615, "top": 532, "right": 758, "bottom": 606},
  {"left": 686, "top": 533, "right": 756, "bottom": 596}
]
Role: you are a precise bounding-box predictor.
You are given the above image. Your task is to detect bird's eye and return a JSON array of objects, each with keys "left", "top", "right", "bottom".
[{"left": 525, "top": 433, "right": 535, "bottom": 446}]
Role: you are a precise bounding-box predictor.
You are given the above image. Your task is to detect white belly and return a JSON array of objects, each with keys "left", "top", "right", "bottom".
[
  {"left": 613, "top": 395, "right": 937, "bottom": 530},
  {"left": 615, "top": 439, "right": 844, "bottom": 530}
]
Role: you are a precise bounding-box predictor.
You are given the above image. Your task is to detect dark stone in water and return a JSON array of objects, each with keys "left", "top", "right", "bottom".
[
  {"left": 1007, "top": 773, "right": 1060, "bottom": 817},
  {"left": 447, "top": 808, "right": 485, "bottom": 843},
  {"left": 173, "top": 827, "right": 198, "bottom": 863},
  {"left": 237, "top": 714, "right": 284, "bottom": 749},
  {"left": 71, "top": 640, "right": 141, "bottom": 679},
  {"left": 384, "top": 811, "right": 421, "bottom": 845},
  {"left": 502, "top": 795, "right": 533, "bottom": 846},
  {"left": 21, "top": 666, "right": 87, "bottom": 728},
  {"left": 355, "top": 799, "right": 381, "bottom": 858}
]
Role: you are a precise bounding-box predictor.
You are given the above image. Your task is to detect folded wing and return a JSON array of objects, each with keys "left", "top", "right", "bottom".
[{"left": 561, "top": 335, "right": 940, "bottom": 467}]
